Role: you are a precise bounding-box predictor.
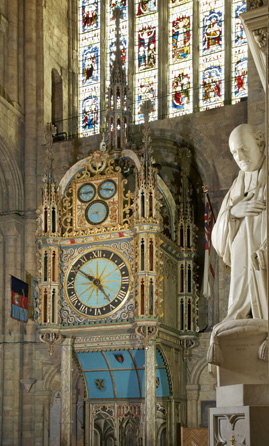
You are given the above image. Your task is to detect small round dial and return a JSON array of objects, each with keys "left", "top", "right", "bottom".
[
  {"left": 98, "top": 180, "right": 117, "bottom": 199},
  {"left": 78, "top": 183, "right": 96, "bottom": 203},
  {"left": 86, "top": 200, "right": 108, "bottom": 225},
  {"left": 65, "top": 248, "right": 131, "bottom": 318}
]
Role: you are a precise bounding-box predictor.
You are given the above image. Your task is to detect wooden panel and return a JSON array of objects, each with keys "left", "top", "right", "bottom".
[{"left": 182, "top": 428, "right": 208, "bottom": 446}]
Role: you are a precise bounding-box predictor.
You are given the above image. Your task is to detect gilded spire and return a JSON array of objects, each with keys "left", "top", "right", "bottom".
[{"left": 106, "top": 6, "right": 131, "bottom": 153}]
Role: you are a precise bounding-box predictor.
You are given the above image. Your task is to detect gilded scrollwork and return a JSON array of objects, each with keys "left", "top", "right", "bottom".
[{"left": 61, "top": 152, "right": 133, "bottom": 236}]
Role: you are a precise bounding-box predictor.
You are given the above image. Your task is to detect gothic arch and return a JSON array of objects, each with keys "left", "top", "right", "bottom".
[
  {"left": 42, "top": 362, "right": 61, "bottom": 394},
  {"left": 0, "top": 136, "right": 24, "bottom": 213},
  {"left": 189, "top": 356, "right": 209, "bottom": 386},
  {"left": 156, "top": 345, "right": 173, "bottom": 396}
]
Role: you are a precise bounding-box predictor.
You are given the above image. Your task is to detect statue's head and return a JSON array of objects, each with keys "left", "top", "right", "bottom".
[{"left": 229, "top": 124, "right": 265, "bottom": 172}]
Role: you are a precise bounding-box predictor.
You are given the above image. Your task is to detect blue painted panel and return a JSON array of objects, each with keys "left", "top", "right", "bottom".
[
  {"left": 113, "top": 370, "right": 140, "bottom": 398},
  {"left": 156, "top": 349, "right": 165, "bottom": 366},
  {"left": 156, "top": 368, "right": 170, "bottom": 397},
  {"left": 131, "top": 349, "right": 145, "bottom": 368},
  {"left": 105, "top": 351, "right": 134, "bottom": 369},
  {"left": 138, "top": 369, "right": 145, "bottom": 397},
  {"left": 77, "top": 351, "right": 108, "bottom": 371},
  {"left": 85, "top": 371, "right": 114, "bottom": 399}
]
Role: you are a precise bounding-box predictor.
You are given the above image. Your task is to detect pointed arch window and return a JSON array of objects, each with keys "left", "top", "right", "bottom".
[
  {"left": 135, "top": 0, "right": 158, "bottom": 123},
  {"left": 78, "top": 1, "right": 248, "bottom": 135},
  {"left": 79, "top": 0, "right": 101, "bottom": 137},
  {"left": 169, "top": 0, "right": 193, "bottom": 117},
  {"left": 231, "top": 0, "right": 248, "bottom": 103}
]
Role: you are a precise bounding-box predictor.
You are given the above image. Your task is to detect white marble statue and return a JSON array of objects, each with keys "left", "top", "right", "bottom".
[{"left": 212, "top": 123, "right": 267, "bottom": 320}]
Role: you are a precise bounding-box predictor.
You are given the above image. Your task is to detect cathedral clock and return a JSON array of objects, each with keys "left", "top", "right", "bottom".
[{"left": 64, "top": 247, "right": 132, "bottom": 319}]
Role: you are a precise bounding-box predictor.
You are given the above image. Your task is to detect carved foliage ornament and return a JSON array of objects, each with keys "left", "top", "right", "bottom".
[
  {"left": 253, "top": 27, "right": 267, "bottom": 53},
  {"left": 247, "top": 0, "right": 265, "bottom": 9}
]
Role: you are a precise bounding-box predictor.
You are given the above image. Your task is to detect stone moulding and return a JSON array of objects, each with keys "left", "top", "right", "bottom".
[{"left": 241, "top": 6, "right": 268, "bottom": 91}]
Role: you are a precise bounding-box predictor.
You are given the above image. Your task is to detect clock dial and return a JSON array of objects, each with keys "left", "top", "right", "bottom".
[
  {"left": 65, "top": 249, "right": 131, "bottom": 318},
  {"left": 86, "top": 200, "right": 108, "bottom": 225},
  {"left": 78, "top": 183, "right": 96, "bottom": 203},
  {"left": 98, "top": 180, "right": 117, "bottom": 199}
]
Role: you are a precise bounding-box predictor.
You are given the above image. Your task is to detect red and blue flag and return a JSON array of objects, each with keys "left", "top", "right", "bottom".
[{"left": 11, "top": 276, "right": 28, "bottom": 323}]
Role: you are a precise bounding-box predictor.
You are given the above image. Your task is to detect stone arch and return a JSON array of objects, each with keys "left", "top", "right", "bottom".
[
  {"left": 42, "top": 362, "right": 61, "bottom": 394},
  {"left": 189, "top": 356, "right": 209, "bottom": 386},
  {"left": 156, "top": 345, "right": 173, "bottom": 396},
  {"left": 0, "top": 136, "right": 24, "bottom": 213}
]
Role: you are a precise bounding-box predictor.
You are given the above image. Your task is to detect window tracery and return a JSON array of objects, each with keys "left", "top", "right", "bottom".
[{"left": 78, "top": 0, "right": 248, "bottom": 135}]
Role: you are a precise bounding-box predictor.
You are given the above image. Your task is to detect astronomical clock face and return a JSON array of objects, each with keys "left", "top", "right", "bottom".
[
  {"left": 65, "top": 248, "right": 131, "bottom": 318},
  {"left": 75, "top": 176, "right": 120, "bottom": 229}
]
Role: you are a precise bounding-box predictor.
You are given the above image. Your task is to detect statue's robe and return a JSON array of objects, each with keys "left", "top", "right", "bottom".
[{"left": 212, "top": 160, "right": 267, "bottom": 320}]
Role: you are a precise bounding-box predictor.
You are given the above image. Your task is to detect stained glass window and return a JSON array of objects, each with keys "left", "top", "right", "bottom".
[
  {"left": 231, "top": 0, "right": 248, "bottom": 103},
  {"left": 79, "top": 0, "right": 100, "bottom": 137},
  {"left": 135, "top": 0, "right": 158, "bottom": 123},
  {"left": 169, "top": 0, "right": 193, "bottom": 117},
  {"left": 199, "top": 0, "right": 225, "bottom": 111},
  {"left": 78, "top": 1, "right": 248, "bottom": 135},
  {"left": 107, "top": 0, "right": 128, "bottom": 86}
]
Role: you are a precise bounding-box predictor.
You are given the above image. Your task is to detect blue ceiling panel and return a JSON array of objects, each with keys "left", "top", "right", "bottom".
[
  {"left": 156, "top": 349, "right": 165, "bottom": 367},
  {"left": 77, "top": 351, "right": 108, "bottom": 371},
  {"left": 85, "top": 371, "right": 114, "bottom": 399},
  {"left": 105, "top": 351, "right": 133, "bottom": 369},
  {"left": 113, "top": 370, "right": 141, "bottom": 398},
  {"left": 138, "top": 369, "right": 145, "bottom": 397},
  {"left": 131, "top": 349, "right": 145, "bottom": 368},
  {"left": 76, "top": 348, "right": 170, "bottom": 399},
  {"left": 156, "top": 368, "right": 170, "bottom": 397}
]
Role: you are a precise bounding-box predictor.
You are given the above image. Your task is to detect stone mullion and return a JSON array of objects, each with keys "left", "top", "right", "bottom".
[
  {"left": 225, "top": 0, "right": 232, "bottom": 104},
  {"left": 158, "top": 0, "right": 169, "bottom": 120},
  {"left": 145, "top": 340, "right": 156, "bottom": 445},
  {"left": 128, "top": 0, "right": 135, "bottom": 120},
  {"left": 100, "top": 0, "right": 107, "bottom": 130},
  {"left": 7, "top": 0, "right": 19, "bottom": 106},
  {"left": 67, "top": 0, "right": 79, "bottom": 136},
  {"left": 192, "top": 0, "right": 200, "bottom": 112}
]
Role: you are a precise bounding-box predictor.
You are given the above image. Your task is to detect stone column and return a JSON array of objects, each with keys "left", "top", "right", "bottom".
[
  {"left": 169, "top": 397, "right": 175, "bottom": 446},
  {"left": 84, "top": 402, "right": 90, "bottom": 446},
  {"left": 186, "top": 384, "right": 199, "bottom": 428},
  {"left": 145, "top": 340, "right": 156, "bottom": 446},
  {"left": 61, "top": 337, "right": 73, "bottom": 446}
]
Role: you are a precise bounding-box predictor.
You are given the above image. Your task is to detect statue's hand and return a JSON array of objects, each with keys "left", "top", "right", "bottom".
[
  {"left": 251, "top": 245, "right": 267, "bottom": 271},
  {"left": 230, "top": 194, "right": 266, "bottom": 218}
]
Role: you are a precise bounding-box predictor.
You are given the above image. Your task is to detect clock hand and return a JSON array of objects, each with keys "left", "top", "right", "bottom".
[
  {"left": 77, "top": 269, "right": 95, "bottom": 282},
  {"left": 97, "top": 283, "right": 110, "bottom": 301}
]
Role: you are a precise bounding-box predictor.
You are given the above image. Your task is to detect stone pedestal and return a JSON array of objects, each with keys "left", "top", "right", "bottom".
[
  {"left": 210, "top": 405, "right": 269, "bottom": 445},
  {"left": 209, "top": 320, "right": 269, "bottom": 446},
  {"left": 216, "top": 329, "right": 268, "bottom": 386}
]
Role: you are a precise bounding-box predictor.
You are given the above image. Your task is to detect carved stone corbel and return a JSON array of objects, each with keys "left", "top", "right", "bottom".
[
  {"left": 40, "top": 332, "right": 63, "bottom": 356},
  {"left": 135, "top": 323, "right": 158, "bottom": 349},
  {"left": 247, "top": 0, "right": 266, "bottom": 10},
  {"left": 253, "top": 27, "right": 267, "bottom": 52}
]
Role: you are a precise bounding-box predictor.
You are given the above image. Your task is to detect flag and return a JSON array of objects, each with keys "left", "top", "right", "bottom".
[
  {"left": 11, "top": 276, "right": 28, "bottom": 322},
  {"left": 26, "top": 272, "right": 38, "bottom": 321},
  {"left": 202, "top": 189, "right": 216, "bottom": 300}
]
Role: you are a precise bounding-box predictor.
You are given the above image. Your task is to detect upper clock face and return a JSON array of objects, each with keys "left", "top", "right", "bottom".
[
  {"left": 86, "top": 200, "right": 109, "bottom": 225},
  {"left": 78, "top": 183, "right": 96, "bottom": 202},
  {"left": 98, "top": 180, "right": 117, "bottom": 199},
  {"left": 65, "top": 248, "right": 131, "bottom": 318}
]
